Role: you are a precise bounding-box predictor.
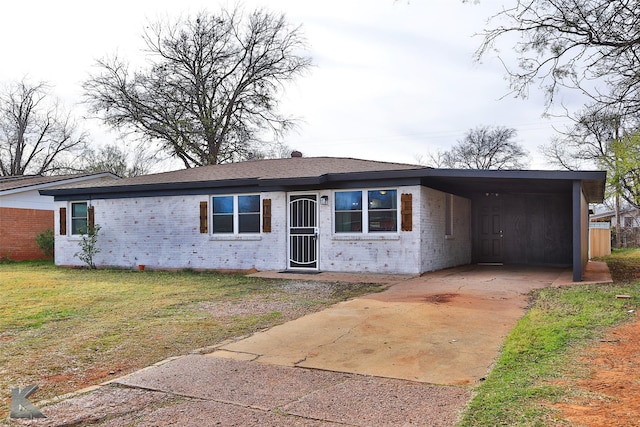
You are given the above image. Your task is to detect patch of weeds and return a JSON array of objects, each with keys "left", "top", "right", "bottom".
[
  {"left": 600, "top": 248, "right": 640, "bottom": 283},
  {"left": 329, "top": 282, "right": 385, "bottom": 300},
  {"left": 223, "top": 312, "right": 284, "bottom": 334},
  {"left": 35, "top": 228, "right": 55, "bottom": 259},
  {"left": 22, "top": 307, "right": 79, "bottom": 329}
]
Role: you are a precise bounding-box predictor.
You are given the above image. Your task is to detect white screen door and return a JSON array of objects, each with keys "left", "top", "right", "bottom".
[{"left": 288, "top": 194, "right": 318, "bottom": 269}]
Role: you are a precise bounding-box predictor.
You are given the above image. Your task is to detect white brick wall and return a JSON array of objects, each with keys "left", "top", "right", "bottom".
[
  {"left": 419, "top": 187, "right": 472, "bottom": 272},
  {"left": 319, "top": 187, "right": 422, "bottom": 274},
  {"left": 54, "top": 193, "right": 288, "bottom": 271},
  {"left": 54, "top": 186, "right": 471, "bottom": 274}
]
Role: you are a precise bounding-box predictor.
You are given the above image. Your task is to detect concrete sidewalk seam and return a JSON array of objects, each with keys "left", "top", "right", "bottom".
[
  {"left": 113, "top": 373, "right": 362, "bottom": 426},
  {"left": 112, "top": 381, "right": 274, "bottom": 412}
]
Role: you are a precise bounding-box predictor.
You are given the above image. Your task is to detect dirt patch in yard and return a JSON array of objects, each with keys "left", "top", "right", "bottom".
[
  {"left": 198, "top": 281, "right": 355, "bottom": 321},
  {"left": 553, "top": 317, "right": 640, "bottom": 426}
]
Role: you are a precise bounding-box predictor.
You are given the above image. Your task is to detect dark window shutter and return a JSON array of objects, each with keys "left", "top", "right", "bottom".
[
  {"left": 262, "top": 198, "right": 272, "bottom": 233},
  {"left": 401, "top": 193, "right": 412, "bottom": 232},
  {"left": 60, "top": 207, "right": 67, "bottom": 236},
  {"left": 88, "top": 206, "right": 95, "bottom": 232},
  {"left": 199, "top": 201, "right": 208, "bottom": 233}
]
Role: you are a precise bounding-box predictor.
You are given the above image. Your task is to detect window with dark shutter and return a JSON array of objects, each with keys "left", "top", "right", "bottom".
[
  {"left": 60, "top": 207, "right": 67, "bottom": 236},
  {"left": 71, "top": 202, "right": 88, "bottom": 235},
  {"left": 401, "top": 193, "right": 412, "bottom": 232},
  {"left": 238, "top": 195, "right": 260, "bottom": 233},
  {"left": 199, "top": 201, "right": 208, "bottom": 233},
  {"left": 262, "top": 198, "right": 272, "bottom": 233},
  {"left": 211, "top": 195, "right": 260, "bottom": 234}
]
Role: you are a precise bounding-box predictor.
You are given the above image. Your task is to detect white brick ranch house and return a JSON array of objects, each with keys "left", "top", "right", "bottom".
[{"left": 40, "top": 156, "right": 606, "bottom": 281}]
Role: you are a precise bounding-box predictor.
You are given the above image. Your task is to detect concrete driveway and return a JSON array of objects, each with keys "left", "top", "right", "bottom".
[
  {"left": 217, "top": 264, "right": 592, "bottom": 385},
  {"left": 25, "top": 263, "right": 611, "bottom": 426}
]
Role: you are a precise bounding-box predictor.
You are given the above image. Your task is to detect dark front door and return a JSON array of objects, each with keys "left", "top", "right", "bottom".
[{"left": 476, "top": 195, "right": 503, "bottom": 263}]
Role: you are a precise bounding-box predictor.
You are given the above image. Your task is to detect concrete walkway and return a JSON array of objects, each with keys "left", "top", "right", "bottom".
[{"left": 20, "top": 263, "right": 611, "bottom": 426}]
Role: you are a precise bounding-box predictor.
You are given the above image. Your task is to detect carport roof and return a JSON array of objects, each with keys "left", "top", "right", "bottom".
[
  {"left": 39, "top": 157, "right": 606, "bottom": 203},
  {"left": 417, "top": 169, "right": 606, "bottom": 202}
]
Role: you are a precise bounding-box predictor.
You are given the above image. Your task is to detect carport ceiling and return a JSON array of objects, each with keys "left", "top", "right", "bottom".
[{"left": 423, "top": 176, "right": 572, "bottom": 197}]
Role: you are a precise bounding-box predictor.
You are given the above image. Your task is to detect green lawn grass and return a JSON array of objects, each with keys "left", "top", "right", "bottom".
[
  {"left": 0, "top": 262, "right": 383, "bottom": 418},
  {"left": 458, "top": 249, "right": 640, "bottom": 426}
]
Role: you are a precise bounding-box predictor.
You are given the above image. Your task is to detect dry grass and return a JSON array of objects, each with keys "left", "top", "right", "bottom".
[{"left": 0, "top": 262, "right": 384, "bottom": 418}]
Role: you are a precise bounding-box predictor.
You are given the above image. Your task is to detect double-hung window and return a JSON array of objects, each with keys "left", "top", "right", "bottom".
[
  {"left": 334, "top": 189, "right": 397, "bottom": 233},
  {"left": 212, "top": 195, "right": 260, "bottom": 234},
  {"left": 71, "top": 202, "right": 88, "bottom": 235}
]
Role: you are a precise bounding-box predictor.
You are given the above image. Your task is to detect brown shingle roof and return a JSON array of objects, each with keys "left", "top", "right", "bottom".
[
  {"left": 63, "top": 157, "right": 425, "bottom": 189},
  {"left": 0, "top": 173, "right": 116, "bottom": 192}
]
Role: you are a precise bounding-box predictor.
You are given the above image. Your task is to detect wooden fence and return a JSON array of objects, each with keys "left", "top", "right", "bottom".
[{"left": 590, "top": 228, "right": 611, "bottom": 258}]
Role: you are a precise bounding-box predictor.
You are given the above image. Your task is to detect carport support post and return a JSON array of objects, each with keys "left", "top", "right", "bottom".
[{"left": 572, "top": 180, "right": 585, "bottom": 282}]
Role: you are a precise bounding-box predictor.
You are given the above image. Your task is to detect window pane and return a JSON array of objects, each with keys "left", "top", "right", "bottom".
[
  {"left": 368, "top": 190, "right": 397, "bottom": 210},
  {"left": 239, "top": 213, "right": 260, "bottom": 233},
  {"left": 72, "top": 219, "right": 88, "bottom": 235},
  {"left": 213, "top": 196, "right": 233, "bottom": 214},
  {"left": 369, "top": 211, "right": 397, "bottom": 232},
  {"left": 71, "top": 202, "right": 88, "bottom": 235},
  {"left": 335, "top": 191, "right": 362, "bottom": 210},
  {"left": 72, "top": 202, "right": 87, "bottom": 217},
  {"left": 335, "top": 211, "right": 362, "bottom": 233},
  {"left": 212, "top": 215, "right": 233, "bottom": 233},
  {"left": 239, "top": 195, "right": 260, "bottom": 213}
]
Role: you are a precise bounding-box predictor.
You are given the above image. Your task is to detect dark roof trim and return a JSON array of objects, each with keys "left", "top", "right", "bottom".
[
  {"left": 424, "top": 168, "right": 606, "bottom": 181},
  {"left": 40, "top": 167, "right": 606, "bottom": 202}
]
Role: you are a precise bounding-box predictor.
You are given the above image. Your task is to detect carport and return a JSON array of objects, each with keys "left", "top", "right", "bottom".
[{"left": 421, "top": 169, "right": 606, "bottom": 282}]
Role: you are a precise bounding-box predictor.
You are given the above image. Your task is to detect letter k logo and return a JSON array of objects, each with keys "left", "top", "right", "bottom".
[{"left": 10, "top": 385, "right": 46, "bottom": 419}]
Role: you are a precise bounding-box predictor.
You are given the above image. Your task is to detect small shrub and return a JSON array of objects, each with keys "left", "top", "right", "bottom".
[
  {"left": 74, "top": 224, "right": 101, "bottom": 269},
  {"left": 36, "top": 228, "right": 55, "bottom": 258}
]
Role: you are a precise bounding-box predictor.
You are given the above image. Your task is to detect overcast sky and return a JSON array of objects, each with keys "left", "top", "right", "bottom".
[{"left": 0, "top": 0, "right": 588, "bottom": 169}]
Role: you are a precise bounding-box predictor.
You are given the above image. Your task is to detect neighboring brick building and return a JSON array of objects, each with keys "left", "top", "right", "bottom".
[
  {"left": 0, "top": 174, "right": 117, "bottom": 260},
  {"left": 41, "top": 156, "right": 605, "bottom": 281}
]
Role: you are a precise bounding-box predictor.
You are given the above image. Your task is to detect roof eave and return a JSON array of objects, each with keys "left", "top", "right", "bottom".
[
  {"left": 39, "top": 177, "right": 261, "bottom": 198},
  {"left": 2, "top": 173, "right": 118, "bottom": 196},
  {"left": 38, "top": 168, "right": 607, "bottom": 203}
]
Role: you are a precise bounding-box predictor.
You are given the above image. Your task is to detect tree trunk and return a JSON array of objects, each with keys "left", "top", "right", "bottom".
[{"left": 615, "top": 193, "right": 622, "bottom": 248}]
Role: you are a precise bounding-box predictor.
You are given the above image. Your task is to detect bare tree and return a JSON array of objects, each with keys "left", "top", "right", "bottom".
[
  {"left": 475, "top": 0, "right": 640, "bottom": 116},
  {"left": 604, "top": 133, "right": 640, "bottom": 247},
  {"left": 427, "top": 125, "right": 527, "bottom": 170},
  {"left": 83, "top": 7, "right": 312, "bottom": 168},
  {"left": 540, "top": 106, "right": 623, "bottom": 171},
  {"left": 80, "top": 143, "right": 158, "bottom": 177},
  {"left": 0, "top": 80, "right": 87, "bottom": 176},
  {"left": 420, "top": 150, "right": 457, "bottom": 168},
  {"left": 250, "top": 142, "right": 299, "bottom": 159},
  {"left": 541, "top": 107, "right": 640, "bottom": 247}
]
